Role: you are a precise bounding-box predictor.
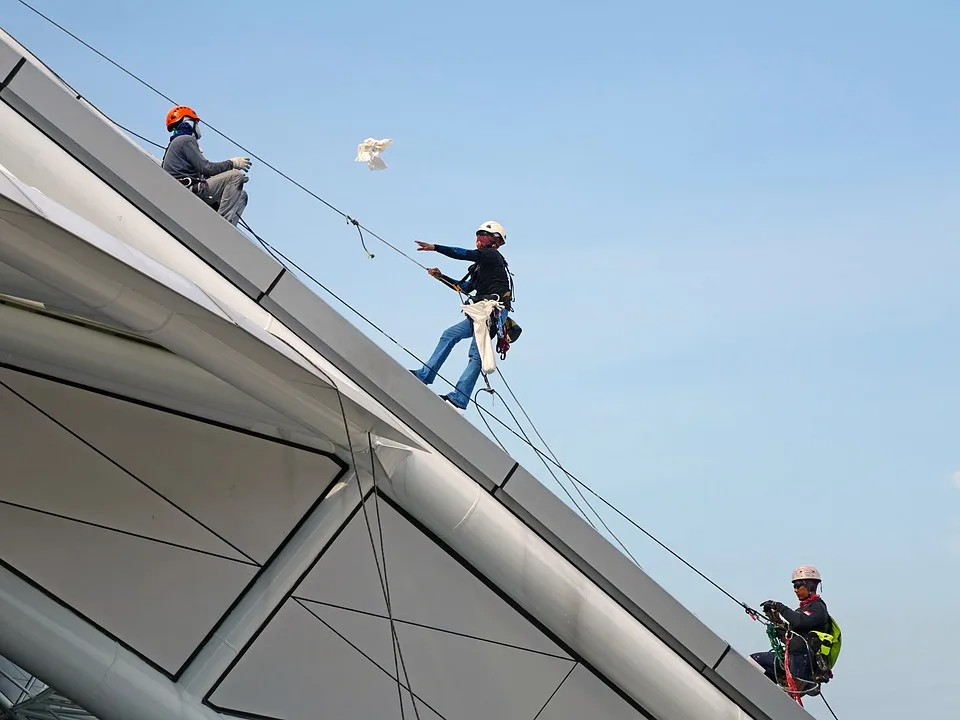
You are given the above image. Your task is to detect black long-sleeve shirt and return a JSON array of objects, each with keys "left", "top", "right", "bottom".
[
  {"left": 779, "top": 597, "right": 831, "bottom": 654},
  {"left": 433, "top": 244, "right": 512, "bottom": 309}
]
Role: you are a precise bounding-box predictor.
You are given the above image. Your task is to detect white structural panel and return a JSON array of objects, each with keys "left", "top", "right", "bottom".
[
  {"left": 210, "top": 601, "right": 446, "bottom": 720},
  {"left": 0, "top": 300, "right": 335, "bottom": 454},
  {"left": 1, "top": 369, "right": 344, "bottom": 564},
  {"left": 210, "top": 490, "right": 585, "bottom": 720},
  {"left": 537, "top": 664, "right": 643, "bottom": 720},
  {"left": 0, "top": 367, "right": 344, "bottom": 674},
  {"left": 294, "top": 495, "right": 570, "bottom": 659}
]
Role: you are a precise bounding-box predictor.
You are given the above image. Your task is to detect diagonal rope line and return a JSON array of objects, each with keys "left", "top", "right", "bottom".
[
  {"left": 476, "top": 384, "right": 644, "bottom": 570},
  {"left": 294, "top": 598, "right": 450, "bottom": 720},
  {"left": 248, "top": 323, "right": 423, "bottom": 720},
  {"left": 474, "top": 387, "right": 600, "bottom": 530},
  {"left": 0, "top": 378, "right": 258, "bottom": 565},
  {"left": 532, "top": 663, "right": 577, "bottom": 720},
  {"left": 821, "top": 692, "right": 841, "bottom": 720},
  {"left": 368, "top": 432, "right": 411, "bottom": 720},
  {"left": 0, "top": 499, "right": 257, "bottom": 566},
  {"left": 295, "top": 597, "right": 574, "bottom": 661}
]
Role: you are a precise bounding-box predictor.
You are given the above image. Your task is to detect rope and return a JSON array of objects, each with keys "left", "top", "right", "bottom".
[
  {"left": 473, "top": 386, "right": 600, "bottom": 529},
  {"left": 821, "top": 692, "right": 841, "bottom": 720},
  {"left": 781, "top": 629, "right": 803, "bottom": 707},
  {"left": 111, "top": 122, "right": 165, "bottom": 150},
  {"left": 258, "top": 330, "right": 424, "bottom": 720},
  {"left": 476, "top": 382, "right": 644, "bottom": 569},
  {"left": 368, "top": 432, "right": 420, "bottom": 720},
  {"left": 490, "top": 370, "right": 645, "bottom": 567}
]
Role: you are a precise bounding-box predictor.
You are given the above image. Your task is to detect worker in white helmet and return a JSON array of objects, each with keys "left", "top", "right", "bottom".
[
  {"left": 750, "top": 566, "right": 834, "bottom": 686},
  {"left": 410, "top": 221, "right": 514, "bottom": 413}
]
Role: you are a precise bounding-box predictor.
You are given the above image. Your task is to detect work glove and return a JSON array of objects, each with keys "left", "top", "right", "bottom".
[{"left": 230, "top": 156, "right": 252, "bottom": 172}]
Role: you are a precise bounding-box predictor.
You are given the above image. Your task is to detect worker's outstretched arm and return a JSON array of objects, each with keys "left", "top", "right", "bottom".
[
  {"left": 779, "top": 603, "right": 828, "bottom": 632},
  {"left": 432, "top": 244, "right": 482, "bottom": 262}
]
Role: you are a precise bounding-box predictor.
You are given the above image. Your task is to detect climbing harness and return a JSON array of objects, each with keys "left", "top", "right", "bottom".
[
  {"left": 158, "top": 129, "right": 220, "bottom": 211},
  {"left": 747, "top": 604, "right": 842, "bottom": 707},
  {"left": 449, "top": 252, "right": 522, "bottom": 364}
]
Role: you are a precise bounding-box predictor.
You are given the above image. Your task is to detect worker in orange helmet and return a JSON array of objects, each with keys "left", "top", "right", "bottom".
[{"left": 161, "top": 105, "right": 252, "bottom": 226}]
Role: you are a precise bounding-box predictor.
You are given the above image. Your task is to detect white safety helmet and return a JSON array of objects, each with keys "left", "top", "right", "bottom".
[
  {"left": 791, "top": 565, "right": 821, "bottom": 583},
  {"left": 477, "top": 220, "right": 506, "bottom": 242}
]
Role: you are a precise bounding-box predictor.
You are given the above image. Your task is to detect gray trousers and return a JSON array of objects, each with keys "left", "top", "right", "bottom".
[{"left": 201, "top": 169, "right": 248, "bottom": 225}]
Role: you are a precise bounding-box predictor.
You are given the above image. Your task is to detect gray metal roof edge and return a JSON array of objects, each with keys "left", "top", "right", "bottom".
[
  {"left": 0, "top": 33, "right": 804, "bottom": 719},
  {"left": 0, "top": 55, "right": 282, "bottom": 300},
  {"left": 495, "top": 485, "right": 712, "bottom": 671}
]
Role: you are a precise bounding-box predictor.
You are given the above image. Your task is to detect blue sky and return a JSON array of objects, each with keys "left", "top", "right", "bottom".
[{"left": 5, "top": 0, "right": 959, "bottom": 716}]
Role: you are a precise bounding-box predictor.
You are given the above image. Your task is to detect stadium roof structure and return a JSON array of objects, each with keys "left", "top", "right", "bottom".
[{"left": 0, "top": 27, "right": 812, "bottom": 720}]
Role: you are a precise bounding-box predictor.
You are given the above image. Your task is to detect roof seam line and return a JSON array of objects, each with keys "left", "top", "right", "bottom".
[
  {"left": 499, "top": 462, "right": 520, "bottom": 490},
  {"left": 712, "top": 644, "right": 731, "bottom": 671},
  {"left": 0, "top": 57, "right": 25, "bottom": 92},
  {"left": 0, "top": 499, "right": 257, "bottom": 567},
  {"left": 255, "top": 267, "right": 286, "bottom": 303},
  {"left": 294, "top": 596, "right": 574, "bottom": 660},
  {"left": 0, "top": 377, "right": 258, "bottom": 565}
]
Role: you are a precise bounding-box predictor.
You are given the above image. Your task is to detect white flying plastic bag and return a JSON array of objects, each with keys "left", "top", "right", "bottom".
[{"left": 355, "top": 138, "right": 392, "bottom": 170}]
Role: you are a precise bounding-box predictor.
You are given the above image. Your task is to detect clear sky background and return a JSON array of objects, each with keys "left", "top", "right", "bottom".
[{"left": 4, "top": 1, "right": 959, "bottom": 717}]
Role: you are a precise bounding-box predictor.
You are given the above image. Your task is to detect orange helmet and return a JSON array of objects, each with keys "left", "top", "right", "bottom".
[{"left": 165, "top": 105, "right": 200, "bottom": 131}]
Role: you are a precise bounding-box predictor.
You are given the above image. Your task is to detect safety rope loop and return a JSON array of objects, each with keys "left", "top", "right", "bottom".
[{"left": 346, "top": 215, "right": 374, "bottom": 259}]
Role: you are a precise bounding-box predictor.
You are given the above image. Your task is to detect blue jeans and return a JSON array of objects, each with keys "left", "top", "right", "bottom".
[
  {"left": 415, "top": 308, "right": 507, "bottom": 409},
  {"left": 750, "top": 651, "right": 813, "bottom": 685}
]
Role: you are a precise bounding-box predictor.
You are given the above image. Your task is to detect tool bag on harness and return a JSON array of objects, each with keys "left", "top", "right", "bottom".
[
  {"left": 808, "top": 615, "right": 842, "bottom": 682},
  {"left": 456, "top": 260, "right": 522, "bottom": 361}
]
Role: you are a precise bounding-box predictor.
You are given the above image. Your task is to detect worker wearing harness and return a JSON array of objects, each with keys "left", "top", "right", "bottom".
[
  {"left": 750, "top": 566, "right": 836, "bottom": 686},
  {"left": 160, "top": 105, "right": 252, "bottom": 226},
  {"left": 411, "top": 221, "right": 514, "bottom": 413}
]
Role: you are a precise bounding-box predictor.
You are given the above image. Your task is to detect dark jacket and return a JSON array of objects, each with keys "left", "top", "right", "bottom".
[
  {"left": 162, "top": 133, "right": 233, "bottom": 181},
  {"left": 779, "top": 596, "right": 831, "bottom": 655},
  {"left": 433, "top": 244, "right": 512, "bottom": 310}
]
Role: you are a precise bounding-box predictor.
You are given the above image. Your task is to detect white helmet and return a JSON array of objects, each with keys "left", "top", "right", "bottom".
[
  {"left": 791, "top": 565, "right": 821, "bottom": 582},
  {"left": 477, "top": 220, "right": 506, "bottom": 242}
]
